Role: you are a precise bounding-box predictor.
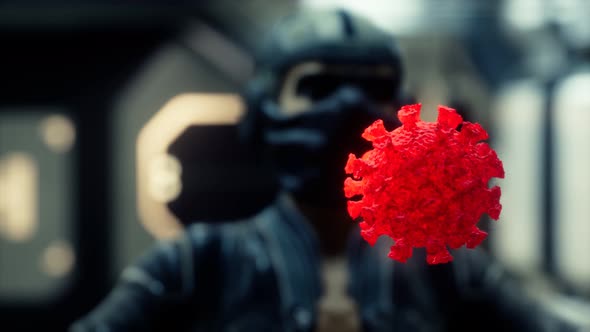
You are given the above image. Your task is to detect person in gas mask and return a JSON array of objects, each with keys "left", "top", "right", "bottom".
[{"left": 71, "top": 9, "right": 573, "bottom": 332}]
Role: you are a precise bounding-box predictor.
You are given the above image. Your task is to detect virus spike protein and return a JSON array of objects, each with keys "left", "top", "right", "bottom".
[{"left": 344, "top": 104, "right": 504, "bottom": 264}]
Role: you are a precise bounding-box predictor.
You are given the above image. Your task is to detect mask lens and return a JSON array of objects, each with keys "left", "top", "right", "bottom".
[{"left": 295, "top": 73, "right": 397, "bottom": 103}]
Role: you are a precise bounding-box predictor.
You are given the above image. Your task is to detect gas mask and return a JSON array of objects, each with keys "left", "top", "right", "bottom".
[
  {"left": 246, "top": 62, "right": 401, "bottom": 207},
  {"left": 238, "top": 9, "right": 405, "bottom": 207}
]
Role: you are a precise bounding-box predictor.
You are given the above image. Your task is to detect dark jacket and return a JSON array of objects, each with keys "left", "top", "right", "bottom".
[{"left": 71, "top": 193, "right": 571, "bottom": 332}]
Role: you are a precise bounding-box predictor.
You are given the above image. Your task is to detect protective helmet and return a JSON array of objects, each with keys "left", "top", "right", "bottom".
[{"left": 240, "top": 8, "right": 404, "bottom": 146}]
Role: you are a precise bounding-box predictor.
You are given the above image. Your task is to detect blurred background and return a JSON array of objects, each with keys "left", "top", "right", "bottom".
[{"left": 1, "top": 0, "right": 590, "bottom": 330}]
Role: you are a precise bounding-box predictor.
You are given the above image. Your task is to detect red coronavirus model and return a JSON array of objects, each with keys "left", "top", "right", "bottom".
[{"left": 344, "top": 104, "right": 504, "bottom": 264}]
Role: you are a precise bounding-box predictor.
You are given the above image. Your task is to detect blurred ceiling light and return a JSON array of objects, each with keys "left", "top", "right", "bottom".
[
  {"left": 302, "top": 0, "right": 426, "bottom": 35},
  {"left": 503, "top": 0, "right": 590, "bottom": 50},
  {"left": 39, "top": 114, "right": 76, "bottom": 153},
  {"left": 136, "top": 93, "right": 243, "bottom": 239},
  {"left": 502, "top": 0, "right": 548, "bottom": 32},
  {"left": 148, "top": 153, "right": 182, "bottom": 203},
  {"left": 0, "top": 152, "right": 39, "bottom": 242},
  {"left": 550, "top": 0, "right": 590, "bottom": 50},
  {"left": 40, "top": 240, "right": 75, "bottom": 278}
]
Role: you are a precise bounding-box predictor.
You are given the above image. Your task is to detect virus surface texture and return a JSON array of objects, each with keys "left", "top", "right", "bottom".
[{"left": 344, "top": 104, "right": 504, "bottom": 264}]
